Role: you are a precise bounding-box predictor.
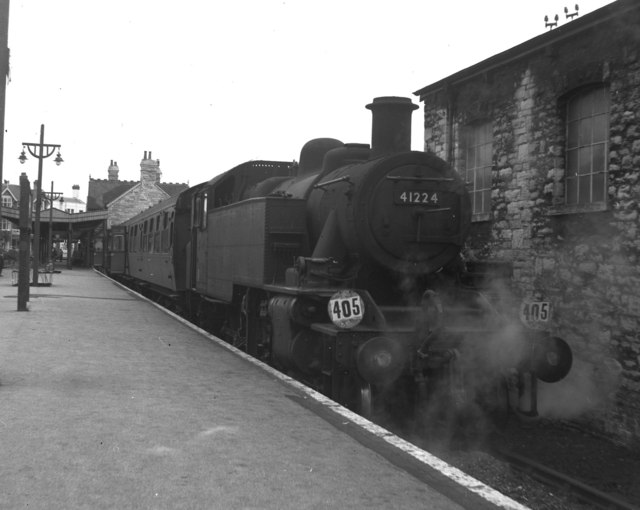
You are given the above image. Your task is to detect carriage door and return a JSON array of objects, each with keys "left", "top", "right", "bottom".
[
  {"left": 190, "top": 190, "right": 208, "bottom": 290},
  {"left": 108, "top": 226, "right": 126, "bottom": 274}
]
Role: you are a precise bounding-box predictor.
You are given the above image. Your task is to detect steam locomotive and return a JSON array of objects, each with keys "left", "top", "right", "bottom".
[{"left": 100, "top": 97, "right": 572, "bottom": 435}]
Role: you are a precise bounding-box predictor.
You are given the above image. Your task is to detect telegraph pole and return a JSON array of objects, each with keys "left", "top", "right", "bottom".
[{"left": 0, "top": 1, "right": 10, "bottom": 249}]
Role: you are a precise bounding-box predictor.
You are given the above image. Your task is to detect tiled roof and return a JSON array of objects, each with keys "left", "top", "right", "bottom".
[
  {"left": 87, "top": 179, "right": 137, "bottom": 210},
  {"left": 159, "top": 182, "right": 189, "bottom": 197},
  {"left": 86, "top": 179, "right": 189, "bottom": 211}
]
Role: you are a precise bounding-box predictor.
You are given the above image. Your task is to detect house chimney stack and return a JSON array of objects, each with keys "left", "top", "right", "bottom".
[
  {"left": 140, "top": 150, "right": 162, "bottom": 184},
  {"left": 108, "top": 160, "right": 120, "bottom": 181}
]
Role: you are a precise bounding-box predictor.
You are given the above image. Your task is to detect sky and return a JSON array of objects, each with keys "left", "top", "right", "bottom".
[{"left": 1, "top": 0, "right": 616, "bottom": 200}]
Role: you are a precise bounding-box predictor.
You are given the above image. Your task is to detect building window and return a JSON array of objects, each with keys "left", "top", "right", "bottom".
[
  {"left": 565, "top": 85, "right": 609, "bottom": 206},
  {"left": 461, "top": 121, "right": 493, "bottom": 216}
]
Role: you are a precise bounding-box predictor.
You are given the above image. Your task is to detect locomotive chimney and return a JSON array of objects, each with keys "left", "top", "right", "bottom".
[{"left": 366, "top": 96, "right": 418, "bottom": 159}]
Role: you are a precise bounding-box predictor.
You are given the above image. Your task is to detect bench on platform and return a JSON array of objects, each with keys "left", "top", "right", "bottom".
[{"left": 12, "top": 269, "right": 53, "bottom": 287}]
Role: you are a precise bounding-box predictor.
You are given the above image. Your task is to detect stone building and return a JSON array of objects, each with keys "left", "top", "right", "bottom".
[
  {"left": 415, "top": 0, "right": 640, "bottom": 446},
  {"left": 87, "top": 151, "right": 188, "bottom": 228}
]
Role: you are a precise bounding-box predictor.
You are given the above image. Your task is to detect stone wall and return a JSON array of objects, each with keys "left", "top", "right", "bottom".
[
  {"left": 418, "top": 10, "right": 640, "bottom": 446},
  {"left": 107, "top": 156, "right": 167, "bottom": 228},
  {"left": 107, "top": 183, "right": 168, "bottom": 228}
]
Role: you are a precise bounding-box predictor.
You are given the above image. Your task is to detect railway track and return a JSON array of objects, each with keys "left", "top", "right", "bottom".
[
  {"left": 490, "top": 447, "right": 639, "bottom": 510},
  {"left": 388, "top": 419, "right": 639, "bottom": 510}
]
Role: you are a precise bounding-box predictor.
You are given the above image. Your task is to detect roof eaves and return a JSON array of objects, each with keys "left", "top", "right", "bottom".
[{"left": 414, "top": 0, "right": 637, "bottom": 100}]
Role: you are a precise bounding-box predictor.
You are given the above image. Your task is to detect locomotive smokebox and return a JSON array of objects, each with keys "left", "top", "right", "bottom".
[{"left": 366, "top": 96, "right": 418, "bottom": 159}]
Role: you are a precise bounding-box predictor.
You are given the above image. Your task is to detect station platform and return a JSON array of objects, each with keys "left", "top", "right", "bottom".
[{"left": 0, "top": 266, "right": 528, "bottom": 510}]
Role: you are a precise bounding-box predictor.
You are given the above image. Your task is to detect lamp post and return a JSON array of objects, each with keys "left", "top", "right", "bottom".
[
  {"left": 19, "top": 124, "right": 63, "bottom": 285},
  {"left": 42, "top": 181, "right": 63, "bottom": 267}
]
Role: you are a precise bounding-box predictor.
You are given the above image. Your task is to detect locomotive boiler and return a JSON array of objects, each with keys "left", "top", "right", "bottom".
[{"left": 105, "top": 96, "right": 572, "bottom": 435}]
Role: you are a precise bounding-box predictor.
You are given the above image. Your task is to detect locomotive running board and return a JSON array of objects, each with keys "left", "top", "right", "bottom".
[{"left": 310, "top": 322, "right": 414, "bottom": 336}]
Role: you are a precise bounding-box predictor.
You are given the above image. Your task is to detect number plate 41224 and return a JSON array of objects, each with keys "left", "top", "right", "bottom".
[{"left": 394, "top": 190, "right": 439, "bottom": 206}]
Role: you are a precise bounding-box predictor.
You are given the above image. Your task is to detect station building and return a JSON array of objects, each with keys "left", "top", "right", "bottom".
[
  {"left": 415, "top": 0, "right": 640, "bottom": 445},
  {"left": 1, "top": 180, "right": 87, "bottom": 259},
  {"left": 86, "top": 151, "right": 188, "bottom": 264},
  {"left": 87, "top": 151, "right": 187, "bottom": 229},
  {"left": 0, "top": 152, "right": 187, "bottom": 267}
]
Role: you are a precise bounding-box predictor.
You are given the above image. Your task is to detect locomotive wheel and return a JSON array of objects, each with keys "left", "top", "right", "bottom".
[
  {"left": 340, "top": 378, "right": 373, "bottom": 419},
  {"left": 358, "top": 383, "right": 373, "bottom": 418}
]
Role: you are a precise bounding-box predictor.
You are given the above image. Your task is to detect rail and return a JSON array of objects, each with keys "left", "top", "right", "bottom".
[{"left": 491, "top": 447, "right": 639, "bottom": 510}]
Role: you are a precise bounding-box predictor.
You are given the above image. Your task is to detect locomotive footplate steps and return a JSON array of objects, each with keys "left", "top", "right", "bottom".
[{"left": 0, "top": 268, "right": 529, "bottom": 509}]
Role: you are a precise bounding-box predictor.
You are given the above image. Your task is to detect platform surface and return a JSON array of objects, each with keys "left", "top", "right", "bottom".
[{"left": 0, "top": 266, "right": 526, "bottom": 509}]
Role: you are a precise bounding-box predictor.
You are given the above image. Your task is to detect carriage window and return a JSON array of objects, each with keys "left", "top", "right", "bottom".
[
  {"left": 460, "top": 120, "right": 493, "bottom": 217},
  {"left": 565, "top": 85, "right": 609, "bottom": 206},
  {"left": 154, "top": 215, "right": 161, "bottom": 252},
  {"left": 200, "top": 191, "right": 208, "bottom": 229},
  {"left": 161, "top": 227, "right": 168, "bottom": 252}
]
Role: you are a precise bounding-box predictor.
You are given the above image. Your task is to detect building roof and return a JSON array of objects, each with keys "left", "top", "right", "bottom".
[
  {"left": 1, "top": 183, "right": 20, "bottom": 202},
  {"left": 158, "top": 182, "right": 189, "bottom": 199},
  {"left": 87, "top": 179, "right": 138, "bottom": 211},
  {"left": 414, "top": 0, "right": 639, "bottom": 100},
  {"left": 87, "top": 178, "right": 189, "bottom": 211}
]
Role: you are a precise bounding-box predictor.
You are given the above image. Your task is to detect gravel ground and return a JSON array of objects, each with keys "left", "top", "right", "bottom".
[
  {"left": 426, "top": 419, "right": 640, "bottom": 510},
  {"left": 499, "top": 419, "right": 640, "bottom": 507}
]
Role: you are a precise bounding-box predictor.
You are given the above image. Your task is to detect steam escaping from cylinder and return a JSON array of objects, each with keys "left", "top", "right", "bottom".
[{"left": 537, "top": 356, "right": 623, "bottom": 419}]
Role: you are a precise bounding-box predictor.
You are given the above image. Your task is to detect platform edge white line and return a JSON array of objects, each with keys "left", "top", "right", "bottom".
[{"left": 98, "top": 269, "right": 531, "bottom": 510}]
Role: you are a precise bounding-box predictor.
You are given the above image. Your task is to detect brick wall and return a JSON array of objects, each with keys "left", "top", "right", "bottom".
[{"left": 418, "top": 9, "right": 640, "bottom": 446}]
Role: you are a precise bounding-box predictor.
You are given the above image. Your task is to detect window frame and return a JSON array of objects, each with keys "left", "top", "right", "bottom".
[
  {"left": 560, "top": 84, "right": 610, "bottom": 213},
  {"left": 459, "top": 119, "right": 493, "bottom": 221}
]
